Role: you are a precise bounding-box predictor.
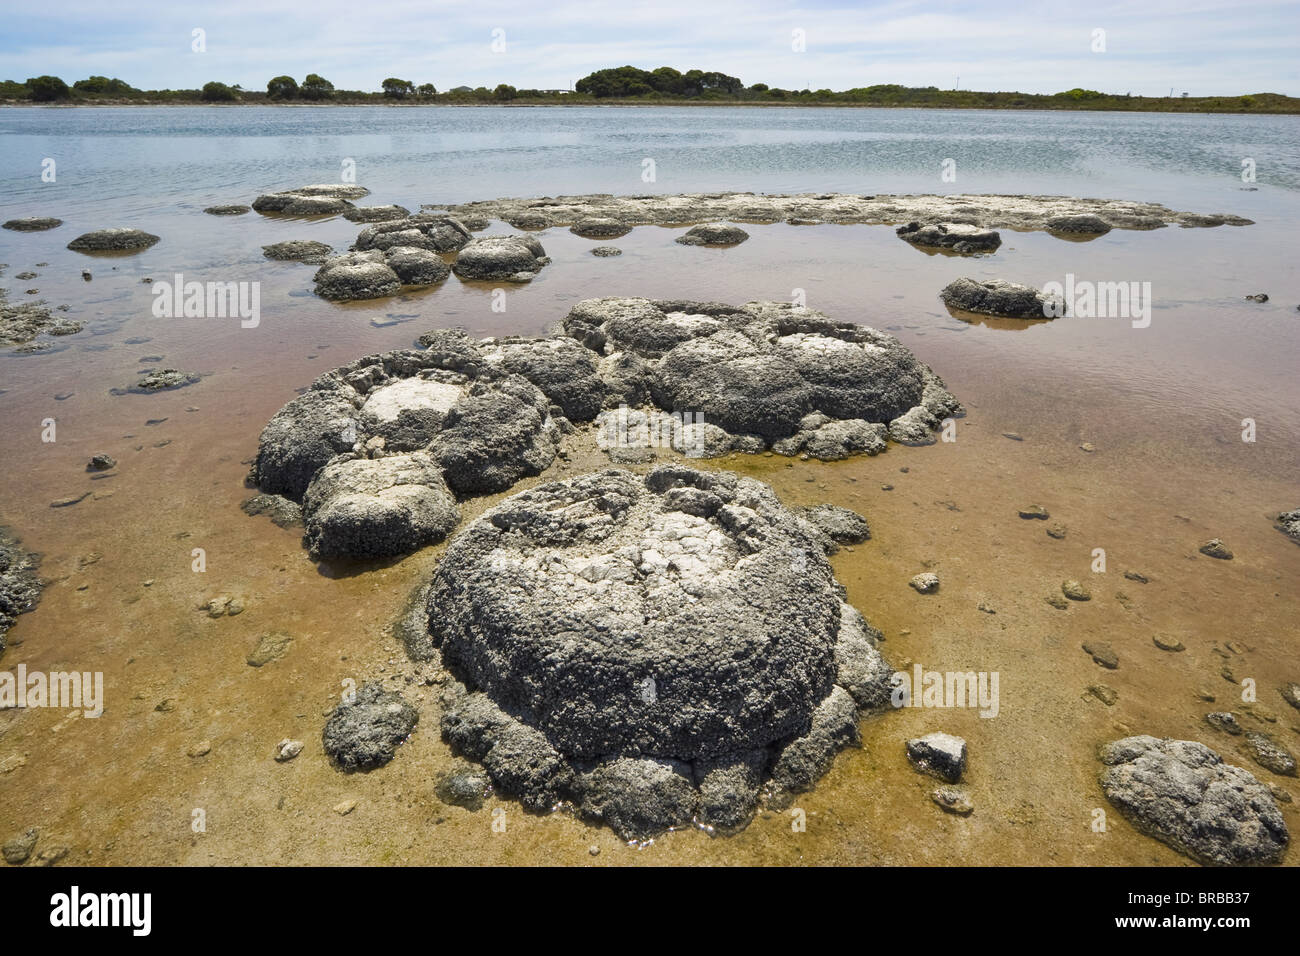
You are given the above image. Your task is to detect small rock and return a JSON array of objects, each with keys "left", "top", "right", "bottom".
[
  {"left": 1246, "top": 733, "right": 1297, "bottom": 776},
  {"left": 87, "top": 454, "right": 116, "bottom": 472},
  {"left": 589, "top": 844, "right": 601, "bottom": 856},
  {"left": 1019, "top": 505, "right": 1049, "bottom": 520},
  {"left": 1082, "top": 641, "right": 1118, "bottom": 669},
  {"left": 333, "top": 799, "right": 357, "bottom": 816},
  {"left": 435, "top": 767, "right": 489, "bottom": 811},
  {"left": 930, "top": 787, "right": 974, "bottom": 815},
  {"left": 1199, "top": 538, "right": 1233, "bottom": 560},
  {"left": 274, "top": 739, "right": 303, "bottom": 762},
  {"left": 1205, "top": 712, "right": 1244, "bottom": 735},
  {"left": 1002, "top": 432, "right": 1024, "bottom": 441},
  {"left": 1244, "top": 293, "right": 1269, "bottom": 302},
  {"left": 591, "top": 246, "right": 623, "bottom": 257},
  {"left": 33, "top": 845, "right": 68, "bottom": 867},
  {"left": 1079, "top": 442, "right": 1096, "bottom": 453},
  {"left": 1045, "top": 593, "right": 1068, "bottom": 610},
  {"left": 1279, "top": 683, "right": 1300, "bottom": 711},
  {"left": 1046, "top": 523, "right": 1067, "bottom": 539},
  {"left": 1123, "top": 570, "right": 1150, "bottom": 583},
  {"left": 187, "top": 740, "right": 212, "bottom": 757},
  {"left": 1062, "top": 579, "right": 1091, "bottom": 601},
  {"left": 909, "top": 572, "right": 940, "bottom": 594},
  {"left": 247, "top": 632, "right": 293, "bottom": 667},
  {"left": 1153, "top": 635, "right": 1185, "bottom": 652},
  {"left": 906, "top": 732, "right": 967, "bottom": 783},
  {"left": 2, "top": 828, "right": 39, "bottom": 865},
  {"left": 1089, "top": 684, "right": 1118, "bottom": 706}
]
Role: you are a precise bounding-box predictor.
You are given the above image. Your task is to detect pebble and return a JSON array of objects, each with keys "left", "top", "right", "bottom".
[
  {"left": 1199, "top": 538, "right": 1233, "bottom": 560},
  {"left": 333, "top": 799, "right": 357, "bottom": 816},
  {"left": 1018, "top": 505, "right": 1049, "bottom": 520},
  {"left": 1088, "top": 684, "right": 1118, "bottom": 706},
  {"left": 2, "top": 827, "right": 39, "bottom": 865},
  {"left": 274, "top": 739, "right": 303, "bottom": 762},
  {"left": 909, "top": 572, "right": 940, "bottom": 594},
  {"left": 1153, "top": 635, "right": 1185, "bottom": 652},
  {"left": 1204, "top": 712, "right": 1244, "bottom": 736},
  {"left": 1046, "top": 524, "right": 1067, "bottom": 539},
  {"left": 1002, "top": 432, "right": 1024, "bottom": 441},
  {"left": 930, "top": 787, "right": 974, "bottom": 815},
  {"left": 1082, "top": 641, "right": 1118, "bottom": 669},
  {"left": 187, "top": 740, "right": 212, "bottom": 757},
  {"left": 1062, "top": 579, "right": 1091, "bottom": 601}
]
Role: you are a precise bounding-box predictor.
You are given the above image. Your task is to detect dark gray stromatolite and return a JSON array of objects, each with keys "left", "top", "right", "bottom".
[
  {"left": 67, "top": 229, "right": 160, "bottom": 252},
  {"left": 423, "top": 465, "right": 894, "bottom": 839},
  {"left": 322, "top": 682, "right": 418, "bottom": 772},
  {"left": 249, "top": 299, "right": 959, "bottom": 557},
  {"left": 251, "top": 336, "right": 560, "bottom": 509},
  {"left": 263, "top": 240, "right": 333, "bottom": 264},
  {"left": 350, "top": 214, "right": 473, "bottom": 254},
  {"left": 896, "top": 221, "right": 1001, "bottom": 254},
  {"left": 940, "top": 277, "right": 1063, "bottom": 319},
  {"left": 1275, "top": 509, "right": 1300, "bottom": 544},
  {"left": 451, "top": 235, "right": 550, "bottom": 281},
  {"left": 252, "top": 184, "right": 369, "bottom": 216},
  {"left": 675, "top": 223, "right": 749, "bottom": 246},
  {"left": 0, "top": 528, "right": 42, "bottom": 653},
  {"left": 3, "top": 218, "right": 63, "bottom": 232},
  {"left": 1099, "top": 736, "right": 1289, "bottom": 866}
]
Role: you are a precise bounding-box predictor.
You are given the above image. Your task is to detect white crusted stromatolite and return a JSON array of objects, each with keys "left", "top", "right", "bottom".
[
  {"left": 425, "top": 465, "right": 893, "bottom": 839},
  {"left": 1100, "top": 735, "right": 1289, "bottom": 865}
]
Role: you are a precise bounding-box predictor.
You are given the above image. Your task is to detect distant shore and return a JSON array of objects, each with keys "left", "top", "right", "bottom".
[{"left": 5, "top": 98, "right": 1299, "bottom": 114}]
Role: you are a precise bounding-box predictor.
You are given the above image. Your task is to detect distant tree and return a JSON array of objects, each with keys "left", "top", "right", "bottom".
[
  {"left": 748, "top": 82, "right": 768, "bottom": 92},
  {"left": 26, "top": 75, "right": 71, "bottom": 102},
  {"left": 73, "top": 76, "right": 136, "bottom": 95},
  {"left": 200, "top": 81, "right": 238, "bottom": 102},
  {"left": 382, "top": 77, "right": 415, "bottom": 99},
  {"left": 267, "top": 75, "right": 298, "bottom": 99},
  {"left": 0, "top": 79, "right": 30, "bottom": 99},
  {"left": 494, "top": 83, "right": 516, "bottom": 101},
  {"left": 300, "top": 73, "right": 335, "bottom": 100},
  {"left": 417, "top": 83, "right": 436, "bottom": 96}
]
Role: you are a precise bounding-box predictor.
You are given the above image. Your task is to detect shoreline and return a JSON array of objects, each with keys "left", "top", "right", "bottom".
[{"left": 5, "top": 100, "right": 1300, "bottom": 115}]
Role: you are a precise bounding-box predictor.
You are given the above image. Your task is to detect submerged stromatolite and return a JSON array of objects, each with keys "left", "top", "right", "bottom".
[{"left": 420, "top": 465, "right": 893, "bottom": 839}]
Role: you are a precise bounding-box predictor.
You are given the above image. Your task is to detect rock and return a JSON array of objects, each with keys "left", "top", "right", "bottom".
[
  {"left": 187, "top": 740, "right": 211, "bottom": 757},
  {"left": 1199, "top": 539, "right": 1233, "bottom": 560},
  {"left": 507, "top": 211, "right": 552, "bottom": 230},
  {"left": 1153, "top": 635, "right": 1185, "bottom": 652},
  {"left": 479, "top": 335, "right": 606, "bottom": 422},
  {"left": 1274, "top": 509, "right": 1300, "bottom": 544},
  {"left": 86, "top": 454, "right": 116, "bottom": 472},
  {"left": 2, "top": 827, "right": 39, "bottom": 865},
  {"left": 1123, "top": 570, "right": 1150, "bottom": 583},
  {"left": 1099, "top": 735, "right": 1288, "bottom": 865},
  {"left": 1046, "top": 523, "right": 1067, "bottom": 539},
  {"left": 322, "top": 683, "right": 418, "bottom": 773},
  {"left": 1089, "top": 684, "right": 1118, "bottom": 706},
  {"left": 570, "top": 217, "right": 631, "bottom": 239},
  {"left": 896, "top": 221, "right": 1001, "bottom": 254},
  {"left": 1079, "top": 442, "right": 1096, "bottom": 452},
  {"left": 1205, "top": 712, "right": 1244, "bottom": 735},
  {"left": 351, "top": 215, "right": 473, "bottom": 254},
  {"left": 1245, "top": 293, "right": 1269, "bottom": 303},
  {"left": 203, "top": 204, "right": 250, "bottom": 216},
  {"left": 3, "top": 217, "right": 62, "bottom": 231},
  {"left": 579, "top": 758, "right": 698, "bottom": 840},
  {"left": 1045, "top": 214, "right": 1112, "bottom": 235},
  {"left": 1062, "top": 579, "right": 1091, "bottom": 601},
  {"left": 435, "top": 765, "right": 489, "bottom": 810},
  {"left": 302, "top": 452, "right": 460, "bottom": 560},
  {"left": 312, "top": 252, "right": 401, "bottom": 301},
  {"left": 120, "top": 368, "right": 200, "bottom": 393},
  {"left": 1018, "top": 505, "right": 1049, "bottom": 520},
  {"left": 444, "top": 192, "right": 1249, "bottom": 233},
  {"left": 675, "top": 223, "right": 749, "bottom": 246},
  {"left": 239, "top": 493, "right": 303, "bottom": 529},
  {"left": 252, "top": 185, "right": 366, "bottom": 215},
  {"left": 591, "top": 246, "right": 622, "bottom": 257},
  {"left": 246, "top": 632, "right": 293, "bottom": 667},
  {"left": 0, "top": 528, "right": 42, "bottom": 651},
  {"left": 940, "top": 277, "right": 1062, "bottom": 319},
  {"left": 252, "top": 390, "right": 364, "bottom": 500},
  {"left": 263, "top": 240, "right": 334, "bottom": 263},
  {"left": 32, "top": 845, "right": 67, "bottom": 867},
  {"left": 1002, "top": 431, "right": 1024, "bottom": 441},
  {"left": 452, "top": 235, "right": 550, "bottom": 281},
  {"left": 796, "top": 504, "right": 871, "bottom": 547},
  {"left": 1246, "top": 734, "right": 1297, "bottom": 776},
  {"left": 906, "top": 732, "right": 967, "bottom": 783},
  {"left": 66, "top": 228, "right": 160, "bottom": 252},
  {"left": 1280, "top": 683, "right": 1300, "bottom": 711},
  {"left": 1083, "top": 641, "right": 1118, "bottom": 669},
  {"left": 427, "top": 466, "right": 888, "bottom": 837},
  {"left": 931, "top": 787, "right": 974, "bottom": 815},
  {"left": 384, "top": 246, "right": 450, "bottom": 286},
  {"left": 909, "top": 572, "right": 940, "bottom": 594},
  {"left": 274, "top": 738, "right": 303, "bottom": 762},
  {"left": 333, "top": 799, "right": 357, "bottom": 815},
  {"left": 343, "top": 204, "right": 411, "bottom": 223},
  {"left": 1, "top": 292, "right": 83, "bottom": 350}
]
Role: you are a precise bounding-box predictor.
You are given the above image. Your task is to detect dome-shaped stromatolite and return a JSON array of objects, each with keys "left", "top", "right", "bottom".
[
  {"left": 451, "top": 235, "right": 550, "bottom": 281},
  {"left": 675, "top": 223, "right": 749, "bottom": 246},
  {"left": 940, "top": 277, "right": 1063, "bottom": 319},
  {"left": 422, "top": 465, "right": 894, "bottom": 838},
  {"left": 570, "top": 217, "right": 632, "bottom": 239},
  {"left": 252, "top": 184, "right": 370, "bottom": 216},
  {"left": 66, "top": 228, "right": 160, "bottom": 252},
  {"left": 351, "top": 214, "right": 473, "bottom": 253}
]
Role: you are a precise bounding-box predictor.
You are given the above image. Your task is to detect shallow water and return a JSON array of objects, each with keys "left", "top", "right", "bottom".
[{"left": 0, "top": 106, "right": 1298, "bottom": 866}]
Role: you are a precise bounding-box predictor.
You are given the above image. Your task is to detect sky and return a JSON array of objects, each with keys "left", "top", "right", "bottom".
[{"left": 1, "top": 0, "right": 1297, "bottom": 96}]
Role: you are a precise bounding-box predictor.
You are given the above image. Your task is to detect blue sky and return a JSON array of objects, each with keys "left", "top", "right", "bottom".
[{"left": 2, "top": 0, "right": 1297, "bottom": 95}]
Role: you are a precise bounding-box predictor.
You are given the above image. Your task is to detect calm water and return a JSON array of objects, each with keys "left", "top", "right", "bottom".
[{"left": 1, "top": 106, "right": 1298, "bottom": 865}]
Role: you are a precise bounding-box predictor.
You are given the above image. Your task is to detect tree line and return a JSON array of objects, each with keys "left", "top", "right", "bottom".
[{"left": 2, "top": 71, "right": 1295, "bottom": 114}]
